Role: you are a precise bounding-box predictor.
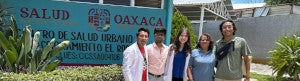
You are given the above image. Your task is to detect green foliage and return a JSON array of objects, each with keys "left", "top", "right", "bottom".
[
  {"left": 0, "top": 16, "right": 70, "bottom": 74},
  {"left": 251, "top": 72, "right": 296, "bottom": 81},
  {"left": 4, "top": 66, "right": 297, "bottom": 81},
  {"left": 265, "top": 0, "right": 300, "bottom": 5},
  {"left": 0, "top": 3, "right": 12, "bottom": 32},
  {"left": 0, "top": 64, "right": 123, "bottom": 81},
  {"left": 268, "top": 34, "right": 300, "bottom": 81},
  {"left": 171, "top": 11, "right": 197, "bottom": 48},
  {"left": 251, "top": 72, "right": 275, "bottom": 81}
]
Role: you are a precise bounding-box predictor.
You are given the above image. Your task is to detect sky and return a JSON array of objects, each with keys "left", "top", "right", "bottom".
[
  {"left": 173, "top": 0, "right": 266, "bottom": 9},
  {"left": 231, "top": 0, "right": 266, "bottom": 9},
  {"left": 232, "top": 0, "right": 264, "bottom": 4}
]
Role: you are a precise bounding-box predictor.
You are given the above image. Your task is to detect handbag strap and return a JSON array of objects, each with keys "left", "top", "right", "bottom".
[{"left": 216, "top": 41, "right": 234, "bottom": 60}]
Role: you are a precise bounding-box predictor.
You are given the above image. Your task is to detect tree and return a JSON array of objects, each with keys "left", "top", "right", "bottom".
[
  {"left": 171, "top": 10, "right": 197, "bottom": 48},
  {"left": 265, "top": 0, "right": 300, "bottom": 5}
]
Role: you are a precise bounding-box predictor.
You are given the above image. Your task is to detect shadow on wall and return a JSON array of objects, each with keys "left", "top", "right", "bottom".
[{"left": 192, "top": 15, "right": 300, "bottom": 62}]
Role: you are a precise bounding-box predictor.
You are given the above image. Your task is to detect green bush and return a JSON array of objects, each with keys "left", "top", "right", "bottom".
[
  {"left": 269, "top": 34, "right": 300, "bottom": 81},
  {"left": 171, "top": 10, "right": 197, "bottom": 48},
  {"left": 251, "top": 72, "right": 275, "bottom": 81},
  {"left": 0, "top": 16, "right": 70, "bottom": 74},
  {"left": 0, "top": 64, "right": 123, "bottom": 81},
  {"left": 0, "top": 3, "right": 12, "bottom": 32},
  {"left": 264, "top": 0, "right": 300, "bottom": 5}
]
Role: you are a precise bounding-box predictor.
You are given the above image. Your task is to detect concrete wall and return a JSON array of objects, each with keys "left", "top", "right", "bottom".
[{"left": 192, "top": 14, "right": 300, "bottom": 61}]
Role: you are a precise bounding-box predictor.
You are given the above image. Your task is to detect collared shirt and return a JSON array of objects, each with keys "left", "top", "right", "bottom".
[
  {"left": 146, "top": 42, "right": 169, "bottom": 75},
  {"left": 189, "top": 49, "right": 216, "bottom": 81},
  {"left": 215, "top": 36, "right": 251, "bottom": 80}
]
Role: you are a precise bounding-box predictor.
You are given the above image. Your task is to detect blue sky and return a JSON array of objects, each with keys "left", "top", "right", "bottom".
[{"left": 232, "top": 0, "right": 264, "bottom": 4}]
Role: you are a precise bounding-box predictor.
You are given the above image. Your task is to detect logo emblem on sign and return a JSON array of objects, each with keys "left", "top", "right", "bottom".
[{"left": 88, "top": 8, "right": 110, "bottom": 32}]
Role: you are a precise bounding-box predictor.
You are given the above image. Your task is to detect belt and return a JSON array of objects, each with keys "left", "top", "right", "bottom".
[{"left": 148, "top": 72, "right": 163, "bottom": 78}]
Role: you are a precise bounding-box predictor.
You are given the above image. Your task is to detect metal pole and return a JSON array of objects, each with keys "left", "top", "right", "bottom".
[
  {"left": 99, "top": 0, "right": 103, "bottom": 4},
  {"left": 199, "top": 5, "right": 205, "bottom": 40},
  {"left": 130, "top": 0, "right": 135, "bottom": 6}
]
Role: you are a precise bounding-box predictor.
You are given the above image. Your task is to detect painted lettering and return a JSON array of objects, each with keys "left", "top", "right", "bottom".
[
  {"left": 105, "top": 44, "right": 113, "bottom": 52},
  {"left": 122, "top": 16, "right": 130, "bottom": 24},
  {"left": 58, "top": 31, "right": 68, "bottom": 40},
  {"left": 113, "top": 14, "right": 163, "bottom": 26},
  {"left": 156, "top": 18, "right": 163, "bottom": 26},
  {"left": 149, "top": 17, "right": 155, "bottom": 26},
  {"left": 70, "top": 32, "right": 98, "bottom": 41},
  {"left": 19, "top": 7, "right": 69, "bottom": 20},
  {"left": 140, "top": 17, "right": 148, "bottom": 25},
  {"left": 131, "top": 16, "right": 139, "bottom": 25},
  {"left": 42, "top": 9, "right": 50, "bottom": 19},
  {"left": 20, "top": 7, "right": 28, "bottom": 18},
  {"left": 114, "top": 15, "right": 122, "bottom": 24},
  {"left": 78, "top": 52, "right": 120, "bottom": 60},
  {"left": 29, "top": 8, "right": 40, "bottom": 18},
  {"left": 101, "top": 34, "right": 133, "bottom": 43},
  {"left": 63, "top": 52, "right": 76, "bottom": 59},
  {"left": 66, "top": 42, "right": 102, "bottom": 51},
  {"left": 117, "top": 45, "right": 130, "bottom": 52}
]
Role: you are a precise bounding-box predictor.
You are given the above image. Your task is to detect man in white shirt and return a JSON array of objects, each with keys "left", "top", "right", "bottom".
[{"left": 122, "top": 28, "right": 149, "bottom": 81}]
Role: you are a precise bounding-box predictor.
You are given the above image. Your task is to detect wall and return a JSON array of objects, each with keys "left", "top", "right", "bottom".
[
  {"left": 192, "top": 14, "right": 300, "bottom": 61},
  {"left": 1, "top": 0, "right": 173, "bottom": 65}
]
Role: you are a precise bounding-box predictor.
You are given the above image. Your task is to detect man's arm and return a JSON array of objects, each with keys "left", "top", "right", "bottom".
[
  {"left": 243, "top": 55, "right": 250, "bottom": 81},
  {"left": 122, "top": 49, "right": 133, "bottom": 81}
]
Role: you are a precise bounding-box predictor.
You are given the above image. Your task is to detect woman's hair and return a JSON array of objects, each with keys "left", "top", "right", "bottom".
[
  {"left": 196, "top": 33, "right": 214, "bottom": 51},
  {"left": 219, "top": 20, "right": 237, "bottom": 36},
  {"left": 170, "top": 28, "right": 192, "bottom": 56}
]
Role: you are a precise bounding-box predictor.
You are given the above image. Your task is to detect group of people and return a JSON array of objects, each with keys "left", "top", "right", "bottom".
[{"left": 122, "top": 20, "right": 252, "bottom": 81}]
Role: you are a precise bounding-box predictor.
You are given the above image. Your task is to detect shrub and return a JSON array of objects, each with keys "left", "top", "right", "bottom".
[
  {"left": 0, "top": 16, "right": 70, "bottom": 74},
  {"left": 269, "top": 34, "right": 300, "bottom": 81},
  {"left": 0, "top": 64, "right": 123, "bottom": 81},
  {"left": 0, "top": 3, "right": 12, "bottom": 32}
]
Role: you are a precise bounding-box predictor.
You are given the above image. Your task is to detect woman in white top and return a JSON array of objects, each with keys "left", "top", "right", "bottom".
[{"left": 164, "top": 28, "right": 192, "bottom": 81}]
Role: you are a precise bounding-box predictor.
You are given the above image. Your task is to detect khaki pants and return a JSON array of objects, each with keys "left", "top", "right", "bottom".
[{"left": 215, "top": 78, "right": 242, "bottom": 81}]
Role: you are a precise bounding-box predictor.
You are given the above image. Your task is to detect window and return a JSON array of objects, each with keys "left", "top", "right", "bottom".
[
  {"left": 135, "top": 0, "right": 162, "bottom": 8},
  {"left": 104, "top": 0, "right": 130, "bottom": 6},
  {"left": 66, "top": 0, "right": 163, "bottom": 9},
  {"left": 70, "top": 0, "right": 99, "bottom": 3}
]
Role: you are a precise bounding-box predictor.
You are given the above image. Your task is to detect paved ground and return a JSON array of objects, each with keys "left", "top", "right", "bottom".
[
  {"left": 244, "top": 63, "right": 273, "bottom": 81},
  {"left": 250, "top": 63, "right": 274, "bottom": 76},
  {"left": 242, "top": 78, "right": 258, "bottom": 81}
]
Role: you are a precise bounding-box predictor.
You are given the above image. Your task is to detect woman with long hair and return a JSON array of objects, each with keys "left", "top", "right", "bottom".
[{"left": 164, "top": 28, "right": 192, "bottom": 81}]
